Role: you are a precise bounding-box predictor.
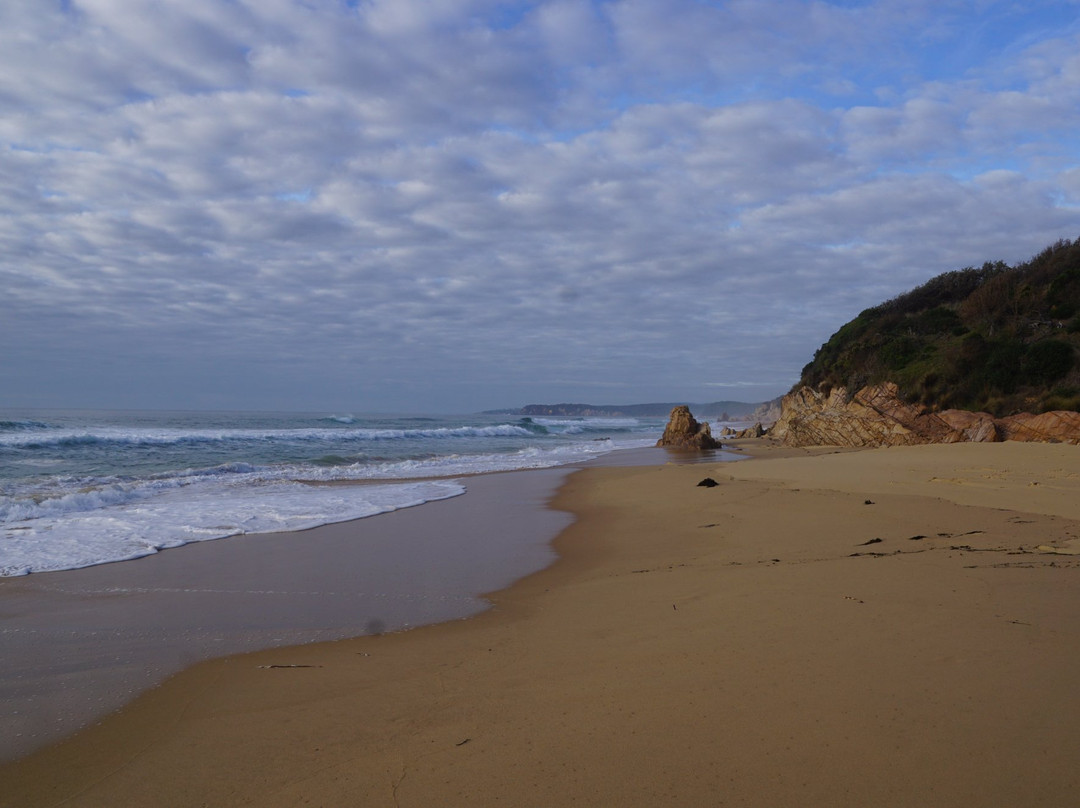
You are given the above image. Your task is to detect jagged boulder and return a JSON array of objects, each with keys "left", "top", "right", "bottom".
[
  {"left": 656, "top": 406, "right": 721, "bottom": 450},
  {"left": 734, "top": 422, "right": 767, "bottom": 439},
  {"left": 720, "top": 423, "right": 766, "bottom": 438},
  {"left": 771, "top": 383, "right": 1080, "bottom": 447}
]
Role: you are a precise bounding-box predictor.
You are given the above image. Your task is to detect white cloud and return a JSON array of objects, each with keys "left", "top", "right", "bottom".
[{"left": 2, "top": 1, "right": 1079, "bottom": 411}]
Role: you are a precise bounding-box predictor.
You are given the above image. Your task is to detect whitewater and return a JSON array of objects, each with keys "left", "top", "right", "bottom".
[{"left": 0, "top": 409, "right": 665, "bottom": 576}]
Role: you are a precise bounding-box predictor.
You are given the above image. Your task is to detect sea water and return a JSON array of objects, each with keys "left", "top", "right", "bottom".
[{"left": 0, "top": 409, "right": 665, "bottom": 577}]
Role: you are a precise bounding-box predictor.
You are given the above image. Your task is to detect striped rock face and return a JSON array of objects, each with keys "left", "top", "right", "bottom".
[{"left": 771, "top": 383, "right": 1080, "bottom": 448}]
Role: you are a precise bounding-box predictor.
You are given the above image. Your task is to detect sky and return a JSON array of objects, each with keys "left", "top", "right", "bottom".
[{"left": 3, "top": 0, "right": 1080, "bottom": 413}]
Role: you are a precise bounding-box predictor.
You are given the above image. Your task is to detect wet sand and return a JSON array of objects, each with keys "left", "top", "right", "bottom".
[
  {"left": 5, "top": 441, "right": 1080, "bottom": 806},
  {"left": 0, "top": 468, "right": 576, "bottom": 762}
]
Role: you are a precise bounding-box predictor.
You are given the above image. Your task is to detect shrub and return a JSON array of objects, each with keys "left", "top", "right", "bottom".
[
  {"left": 1024, "top": 340, "right": 1075, "bottom": 385},
  {"left": 981, "top": 339, "right": 1026, "bottom": 394},
  {"left": 880, "top": 336, "right": 921, "bottom": 370},
  {"left": 1041, "top": 393, "right": 1080, "bottom": 413},
  {"left": 1048, "top": 267, "right": 1080, "bottom": 319}
]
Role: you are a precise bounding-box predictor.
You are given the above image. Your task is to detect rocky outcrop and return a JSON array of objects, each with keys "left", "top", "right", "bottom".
[
  {"left": 996, "top": 410, "right": 1080, "bottom": 443},
  {"left": 721, "top": 423, "right": 767, "bottom": 439},
  {"left": 737, "top": 422, "right": 767, "bottom": 439},
  {"left": 770, "top": 384, "right": 952, "bottom": 447},
  {"left": 656, "top": 406, "right": 721, "bottom": 450},
  {"left": 771, "top": 383, "right": 1080, "bottom": 447},
  {"left": 936, "top": 409, "right": 1000, "bottom": 443}
]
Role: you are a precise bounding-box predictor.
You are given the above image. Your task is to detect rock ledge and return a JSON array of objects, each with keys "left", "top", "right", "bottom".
[{"left": 770, "top": 383, "right": 1080, "bottom": 447}]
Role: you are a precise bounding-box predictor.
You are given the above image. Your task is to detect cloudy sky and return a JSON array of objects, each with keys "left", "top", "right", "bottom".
[{"left": 3, "top": 0, "right": 1080, "bottom": 413}]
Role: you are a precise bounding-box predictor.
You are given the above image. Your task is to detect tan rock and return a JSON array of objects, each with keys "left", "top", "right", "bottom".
[
  {"left": 770, "top": 384, "right": 944, "bottom": 447},
  {"left": 772, "top": 383, "right": 1080, "bottom": 447},
  {"left": 937, "top": 410, "right": 1000, "bottom": 443},
  {"left": 996, "top": 411, "right": 1080, "bottom": 444},
  {"left": 656, "top": 406, "right": 721, "bottom": 450},
  {"left": 733, "top": 423, "right": 766, "bottom": 439}
]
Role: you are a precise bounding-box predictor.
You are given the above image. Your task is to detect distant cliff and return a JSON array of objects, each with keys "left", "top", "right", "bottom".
[{"left": 518, "top": 401, "right": 772, "bottom": 419}]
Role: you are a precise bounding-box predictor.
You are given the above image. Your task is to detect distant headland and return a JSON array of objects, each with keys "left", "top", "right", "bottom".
[{"left": 488, "top": 400, "right": 779, "bottom": 420}]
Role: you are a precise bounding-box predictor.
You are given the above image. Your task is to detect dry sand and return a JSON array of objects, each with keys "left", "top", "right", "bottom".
[{"left": 5, "top": 441, "right": 1080, "bottom": 807}]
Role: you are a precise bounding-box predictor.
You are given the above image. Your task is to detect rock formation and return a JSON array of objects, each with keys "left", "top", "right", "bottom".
[
  {"left": 996, "top": 410, "right": 1080, "bottom": 443},
  {"left": 720, "top": 423, "right": 767, "bottom": 439},
  {"left": 770, "top": 383, "right": 1080, "bottom": 447},
  {"left": 656, "top": 406, "right": 721, "bottom": 450},
  {"left": 736, "top": 422, "right": 767, "bottom": 439}
]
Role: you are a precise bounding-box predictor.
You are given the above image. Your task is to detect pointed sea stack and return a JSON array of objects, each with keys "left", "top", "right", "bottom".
[{"left": 656, "top": 405, "right": 721, "bottom": 450}]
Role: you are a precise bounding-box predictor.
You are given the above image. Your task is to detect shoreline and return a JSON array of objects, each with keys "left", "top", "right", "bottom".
[
  {"left": 0, "top": 443, "right": 739, "bottom": 763},
  {"left": 0, "top": 466, "right": 580, "bottom": 763},
  {"left": 6, "top": 441, "right": 1080, "bottom": 805}
]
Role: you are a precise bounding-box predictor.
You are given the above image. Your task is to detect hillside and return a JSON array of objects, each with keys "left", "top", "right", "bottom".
[{"left": 797, "top": 238, "right": 1080, "bottom": 416}]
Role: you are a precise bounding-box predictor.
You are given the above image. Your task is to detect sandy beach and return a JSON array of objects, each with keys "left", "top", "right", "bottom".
[
  {"left": 0, "top": 469, "right": 577, "bottom": 763},
  {"left": 5, "top": 440, "right": 1080, "bottom": 806}
]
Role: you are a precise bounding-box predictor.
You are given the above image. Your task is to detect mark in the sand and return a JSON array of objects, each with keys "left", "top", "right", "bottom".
[
  {"left": 456, "top": 738, "right": 471, "bottom": 747},
  {"left": 631, "top": 563, "right": 687, "bottom": 574},
  {"left": 843, "top": 595, "right": 864, "bottom": 603},
  {"left": 857, "top": 537, "right": 883, "bottom": 546},
  {"left": 849, "top": 550, "right": 899, "bottom": 558},
  {"left": 965, "top": 559, "right": 1080, "bottom": 569},
  {"left": 257, "top": 664, "right": 322, "bottom": 669},
  {"left": 1035, "top": 542, "right": 1080, "bottom": 556},
  {"left": 908, "top": 535, "right": 927, "bottom": 541},
  {"left": 935, "top": 530, "right": 985, "bottom": 540}
]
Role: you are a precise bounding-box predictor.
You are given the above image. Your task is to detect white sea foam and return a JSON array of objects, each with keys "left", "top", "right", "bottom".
[
  {"left": 0, "top": 423, "right": 537, "bottom": 448},
  {"left": 529, "top": 417, "right": 641, "bottom": 434},
  {"left": 0, "top": 435, "right": 656, "bottom": 577},
  {"left": 0, "top": 479, "right": 465, "bottom": 577},
  {"left": 326, "top": 437, "right": 654, "bottom": 479},
  {"left": 0, "top": 410, "right": 663, "bottom": 577},
  {"left": 529, "top": 417, "right": 640, "bottom": 428}
]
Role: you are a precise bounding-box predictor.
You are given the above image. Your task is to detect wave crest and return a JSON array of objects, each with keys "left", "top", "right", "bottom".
[{"left": 1, "top": 423, "right": 539, "bottom": 450}]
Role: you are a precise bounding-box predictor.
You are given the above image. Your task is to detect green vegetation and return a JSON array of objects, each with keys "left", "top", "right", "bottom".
[{"left": 797, "top": 237, "right": 1080, "bottom": 416}]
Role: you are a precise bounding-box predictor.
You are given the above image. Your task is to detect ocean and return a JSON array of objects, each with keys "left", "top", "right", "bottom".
[{"left": 0, "top": 409, "right": 666, "bottom": 577}]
